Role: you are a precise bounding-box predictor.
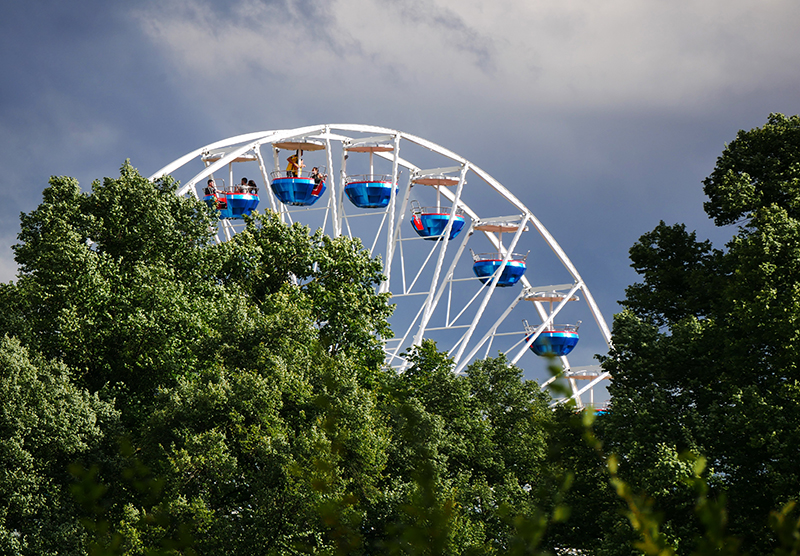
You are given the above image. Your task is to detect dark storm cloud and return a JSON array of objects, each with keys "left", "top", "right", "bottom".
[
  {"left": 0, "top": 1, "right": 213, "bottom": 281},
  {"left": 0, "top": 1, "right": 184, "bottom": 184}
]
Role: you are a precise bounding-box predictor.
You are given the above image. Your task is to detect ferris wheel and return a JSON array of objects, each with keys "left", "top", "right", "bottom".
[{"left": 149, "top": 124, "right": 612, "bottom": 407}]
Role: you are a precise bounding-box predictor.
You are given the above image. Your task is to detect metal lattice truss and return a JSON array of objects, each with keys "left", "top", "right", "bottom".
[{"left": 149, "top": 124, "right": 612, "bottom": 407}]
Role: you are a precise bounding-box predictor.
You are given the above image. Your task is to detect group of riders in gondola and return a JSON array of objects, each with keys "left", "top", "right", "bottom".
[{"left": 204, "top": 177, "right": 259, "bottom": 209}]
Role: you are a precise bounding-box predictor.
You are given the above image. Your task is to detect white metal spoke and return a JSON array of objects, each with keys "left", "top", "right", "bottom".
[
  {"left": 452, "top": 213, "right": 529, "bottom": 365},
  {"left": 406, "top": 239, "right": 441, "bottom": 294},
  {"left": 453, "top": 292, "right": 526, "bottom": 374},
  {"left": 369, "top": 211, "right": 389, "bottom": 256},
  {"left": 448, "top": 282, "right": 492, "bottom": 328}
]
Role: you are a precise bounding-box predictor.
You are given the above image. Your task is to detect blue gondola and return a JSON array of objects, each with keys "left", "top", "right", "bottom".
[
  {"left": 345, "top": 175, "right": 396, "bottom": 208},
  {"left": 270, "top": 171, "right": 326, "bottom": 206},
  {"left": 471, "top": 251, "right": 527, "bottom": 287},
  {"left": 410, "top": 205, "right": 466, "bottom": 240},
  {"left": 203, "top": 187, "right": 259, "bottom": 219},
  {"left": 525, "top": 324, "right": 580, "bottom": 356}
]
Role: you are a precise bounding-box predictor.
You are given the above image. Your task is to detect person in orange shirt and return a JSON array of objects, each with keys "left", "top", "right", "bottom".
[{"left": 286, "top": 150, "right": 305, "bottom": 177}]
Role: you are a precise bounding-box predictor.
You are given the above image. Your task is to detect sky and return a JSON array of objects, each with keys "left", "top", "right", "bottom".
[{"left": 1, "top": 0, "right": 799, "bottom": 398}]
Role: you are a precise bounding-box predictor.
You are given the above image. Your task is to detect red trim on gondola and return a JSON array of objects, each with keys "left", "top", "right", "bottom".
[{"left": 346, "top": 181, "right": 391, "bottom": 186}]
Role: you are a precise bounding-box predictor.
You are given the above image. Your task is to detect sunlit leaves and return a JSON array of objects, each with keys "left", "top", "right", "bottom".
[{"left": 0, "top": 336, "right": 117, "bottom": 554}]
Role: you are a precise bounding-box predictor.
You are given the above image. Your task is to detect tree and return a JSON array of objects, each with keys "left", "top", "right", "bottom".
[
  {"left": 6, "top": 166, "right": 222, "bottom": 399},
  {"left": 0, "top": 336, "right": 117, "bottom": 555},
  {"left": 1, "top": 160, "right": 698, "bottom": 555},
  {"left": 0, "top": 162, "right": 401, "bottom": 553},
  {"left": 703, "top": 113, "right": 800, "bottom": 226},
  {"left": 371, "top": 342, "right": 560, "bottom": 555},
  {"left": 622, "top": 221, "right": 725, "bottom": 327},
  {"left": 215, "top": 212, "right": 393, "bottom": 368},
  {"left": 601, "top": 113, "right": 800, "bottom": 555}
]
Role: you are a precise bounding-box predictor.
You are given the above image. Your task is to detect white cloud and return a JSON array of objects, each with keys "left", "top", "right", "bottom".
[{"left": 134, "top": 0, "right": 800, "bottom": 113}]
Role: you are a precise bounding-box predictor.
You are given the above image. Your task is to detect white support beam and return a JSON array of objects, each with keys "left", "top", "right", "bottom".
[
  {"left": 255, "top": 145, "right": 278, "bottom": 213},
  {"left": 452, "top": 212, "right": 529, "bottom": 365},
  {"left": 413, "top": 163, "right": 469, "bottom": 345},
  {"left": 336, "top": 144, "right": 348, "bottom": 238},
  {"left": 380, "top": 134, "right": 402, "bottom": 294},
  {"left": 324, "top": 127, "right": 337, "bottom": 237},
  {"left": 453, "top": 291, "right": 527, "bottom": 375}
]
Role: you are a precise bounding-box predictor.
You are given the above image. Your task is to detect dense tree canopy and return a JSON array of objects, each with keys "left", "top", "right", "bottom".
[
  {"left": 0, "top": 336, "right": 117, "bottom": 555},
  {"left": 599, "top": 113, "right": 800, "bottom": 555},
  {"left": 0, "top": 162, "right": 562, "bottom": 555}
]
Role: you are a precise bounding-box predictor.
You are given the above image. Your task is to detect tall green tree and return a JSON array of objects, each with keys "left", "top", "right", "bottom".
[
  {"left": 601, "top": 113, "right": 800, "bottom": 555},
  {"left": 703, "top": 113, "right": 800, "bottom": 226},
  {"left": 0, "top": 162, "right": 401, "bottom": 553},
  {"left": 6, "top": 165, "right": 221, "bottom": 398}
]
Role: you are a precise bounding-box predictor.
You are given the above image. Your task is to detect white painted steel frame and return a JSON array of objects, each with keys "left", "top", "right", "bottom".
[{"left": 149, "top": 124, "right": 613, "bottom": 406}]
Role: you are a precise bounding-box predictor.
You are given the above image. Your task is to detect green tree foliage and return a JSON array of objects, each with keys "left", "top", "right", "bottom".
[
  {"left": 12, "top": 131, "right": 800, "bottom": 555},
  {"left": 0, "top": 162, "right": 398, "bottom": 553},
  {"left": 216, "top": 215, "right": 393, "bottom": 366},
  {"left": 601, "top": 113, "right": 800, "bottom": 555},
  {"left": 622, "top": 222, "right": 725, "bottom": 327},
  {"left": 0, "top": 162, "right": 563, "bottom": 554},
  {"left": 126, "top": 356, "right": 391, "bottom": 554},
  {"left": 545, "top": 407, "right": 621, "bottom": 554},
  {"left": 6, "top": 167, "right": 221, "bottom": 398},
  {"left": 0, "top": 336, "right": 117, "bottom": 555},
  {"left": 8, "top": 138, "right": 800, "bottom": 554},
  {"left": 375, "top": 342, "right": 559, "bottom": 554},
  {"left": 703, "top": 113, "right": 800, "bottom": 226}
]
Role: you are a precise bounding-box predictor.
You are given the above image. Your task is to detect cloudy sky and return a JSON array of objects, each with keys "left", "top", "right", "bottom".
[{"left": 2, "top": 0, "right": 799, "bottom": 392}]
